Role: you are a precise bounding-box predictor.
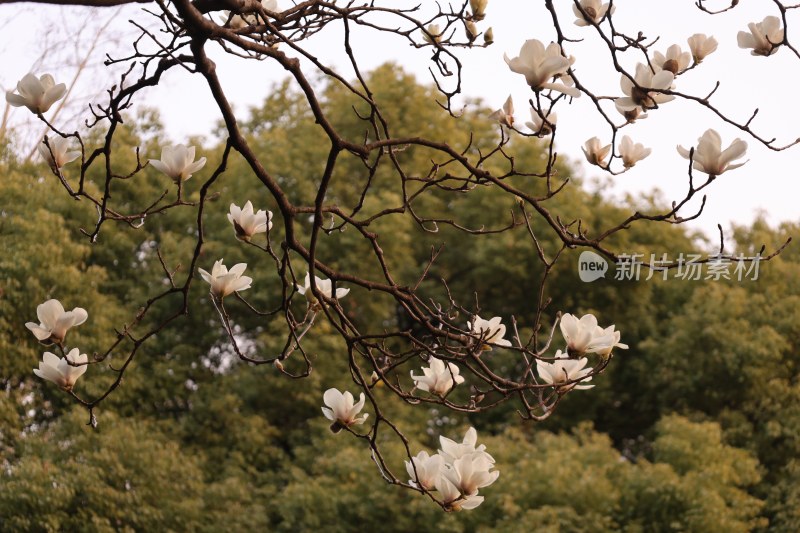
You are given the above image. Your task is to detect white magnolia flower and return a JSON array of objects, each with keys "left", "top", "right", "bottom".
[
  {"left": 560, "top": 313, "right": 624, "bottom": 356},
  {"left": 296, "top": 272, "right": 349, "bottom": 307},
  {"left": 525, "top": 108, "right": 557, "bottom": 136},
  {"left": 38, "top": 136, "right": 80, "bottom": 171},
  {"left": 467, "top": 315, "right": 512, "bottom": 351},
  {"left": 618, "top": 135, "right": 651, "bottom": 168},
  {"left": 33, "top": 348, "right": 88, "bottom": 391},
  {"left": 198, "top": 259, "right": 253, "bottom": 298},
  {"left": 615, "top": 100, "right": 648, "bottom": 123},
  {"left": 228, "top": 201, "right": 273, "bottom": 242},
  {"left": 582, "top": 137, "right": 611, "bottom": 167},
  {"left": 738, "top": 16, "right": 783, "bottom": 56},
  {"left": 226, "top": 0, "right": 278, "bottom": 29},
  {"left": 5, "top": 73, "right": 66, "bottom": 114},
  {"left": 439, "top": 427, "right": 495, "bottom": 463},
  {"left": 504, "top": 39, "right": 581, "bottom": 97},
  {"left": 677, "top": 129, "right": 747, "bottom": 176},
  {"left": 25, "top": 299, "right": 88, "bottom": 345},
  {"left": 149, "top": 144, "right": 207, "bottom": 184},
  {"left": 435, "top": 473, "right": 485, "bottom": 511},
  {"left": 572, "top": 0, "right": 614, "bottom": 27},
  {"left": 405, "top": 451, "right": 445, "bottom": 490},
  {"left": 536, "top": 350, "right": 594, "bottom": 391},
  {"left": 589, "top": 324, "right": 628, "bottom": 358},
  {"left": 441, "top": 453, "right": 499, "bottom": 496},
  {"left": 411, "top": 357, "right": 465, "bottom": 397},
  {"left": 423, "top": 24, "right": 442, "bottom": 45},
  {"left": 488, "top": 95, "right": 514, "bottom": 128},
  {"left": 615, "top": 63, "right": 675, "bottom": 113},
  {"left": 653, "top": 44, "right": 691, "bottom": 75},
  {"left": 469, "top": 0, "right": 488, "bottom": 20},
  {"left": 687, "top": 33, "right": 718, "bottom": 64},
  {"left": 321, "top": 388, "right": 369, "bottom": 432}
]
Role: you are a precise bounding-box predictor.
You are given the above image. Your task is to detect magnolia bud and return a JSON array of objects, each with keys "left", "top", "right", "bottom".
[
  {"left": 470, "top": 0, "right": 488, "bottom": 21},
  {"left": 483, "top": 27, "right": 494, "bottom": 45},
  {"left": 465, "top": 21, "right": 478, "bottom": 43}
]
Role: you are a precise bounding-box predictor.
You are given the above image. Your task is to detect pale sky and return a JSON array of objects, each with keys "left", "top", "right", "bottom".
[{"left": 2, "top": 1, "right": 798, "bottom": 239}]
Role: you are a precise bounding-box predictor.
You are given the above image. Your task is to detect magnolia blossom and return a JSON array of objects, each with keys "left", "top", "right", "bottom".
[
  {"left": 618, "top": 135, "right": 651, "bottom": 168},
  {"left": 33, "top": 348, "right": 88, "bottom": 391},
  {"left": 228, "top": 201, "right": 272, "bottom": 242},
  {"left": 226, "top": 0, "right": 278, "bottom": 29},
  {"left": 321, "top": 388, "right": 369, "bottom": 432},
  {"left": 149, "top": 144, "right": 207, "bottom": 184},
  {"left": 411, "top": 357, "right": 465, "bottom": 397},
  {"left": 441, "top": 453, "right": 499, "bottom": 497},
  {"left": 423, "top": 24, "right": 442, "bottom": 45},
  {"left": 582, "top": 137, "right": 611, "bottom": 167},
  {"left": 590, "top": 324, "right": 628, "bottom": 358},
  {"left": 467, "top": 316, "right": 512, "bottom": 351},
  {"left": 504, "top": 39, "right": 580, "bottom": 97},
  {"left": 615, "top": 101, "right": 647, "bottom": 123},
  {"left": 483, "top": 27, "right": 494, "bottom": 45},
  {"left": 560, "top": 313, "right": 626, "bottom": 356},
  {"left": 5, "top": 73, "right": 66, "bottom": 114},
  {"left": 687, "top": 33, "right": 718, "bottom": 64},
  {"left": 469, "top": 0, "right": 488, "bottom": 20},
  {"left": 25, "top": 299, "right": 88, "bottom": 345},
  {"left": 296, "top": 272, "right": 349, "bottom": 308},
  {"left": 653, "top": 44, "right": 691, "bottom": 75},
  {"left": 536, "top": 350, "right": 594, "bottom": 391},
  {"left": 525, "top": 108, "right": 557, "bottom": 136},
  {"left": 435, "top": 474, "right": 485, "bottom": 511},
  {"left": 198, "top": 259, "right": 253, "bottom": 298},
  {"left": 572, "top": 0, "right": 614, "bottom": 27},
  {"left": 402, "top": 428, "right": 497, "bottom": 511},
  {"left": 677, "top": 129, "right": 747, "bottom": 176},
  {"left": 439, "top": 427, "right": 495, "bottom": 463},
  {"left": 405, "top": 451, "right": 445, "bottom": 490},
  {"left": 489, "top": 95, "right": 514, "bottom": 128},
  {"left": 615, "top": 63, "right": 674, "bottom": 113},
  {"left": 738, "top": 16, "right": 783, "bottom": 56},
  {"left": 38, "top": 136, "right": 80, "bottom": 171}
]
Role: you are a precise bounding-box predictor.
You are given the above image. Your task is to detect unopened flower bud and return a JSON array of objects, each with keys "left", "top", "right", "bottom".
[
  {"left": 483, "top": 27, "right": 494, "bottom": 45},
  {"left": 470, "top": 0, "right": 488, "bottom": 21},
  {"left": 465, "top": 21, "right": 478, "bottom": 43}
]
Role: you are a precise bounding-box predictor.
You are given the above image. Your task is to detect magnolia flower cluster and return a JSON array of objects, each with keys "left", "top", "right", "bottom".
[
  {"left": 424, "top": 0, "right": 492, "bottom": 46},
  {"left": 534, "top": 313, "right": 627, "bottom": 393},
  {"left": 26, "top": 299, "right": 90, "bottom": 391},
  {"left": 406, "top": 427, "right": 499, "bottom": 511}
]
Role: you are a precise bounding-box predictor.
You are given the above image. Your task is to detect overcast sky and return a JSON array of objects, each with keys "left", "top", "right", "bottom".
[{"left": 2, "top": 1, "right": 798, "bottom": 239}]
